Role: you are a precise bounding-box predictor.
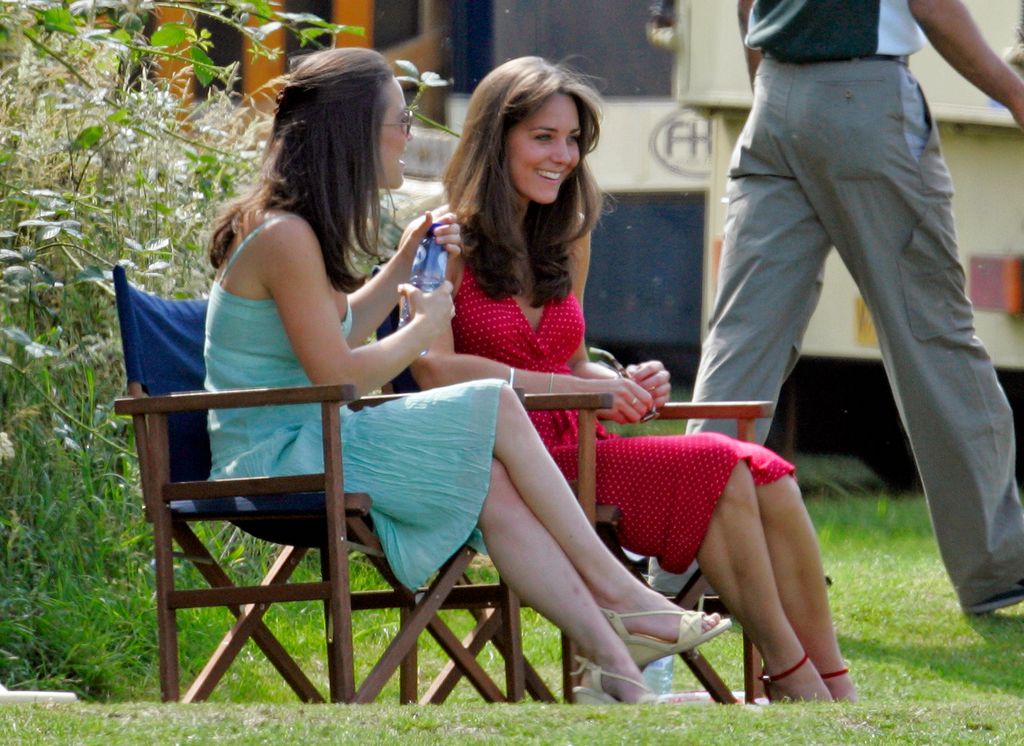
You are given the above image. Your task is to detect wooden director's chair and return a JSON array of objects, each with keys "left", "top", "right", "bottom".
[
  {"left": 113, "top": 265, "right": 554, "bottom": 704},
  {"left": 521, "top": 392, "right": 774, "bottom": 704}
]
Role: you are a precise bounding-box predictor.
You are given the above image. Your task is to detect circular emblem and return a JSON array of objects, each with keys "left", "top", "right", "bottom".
[{"left": 649, "top": 109, "right": 711, "bottom": 178}]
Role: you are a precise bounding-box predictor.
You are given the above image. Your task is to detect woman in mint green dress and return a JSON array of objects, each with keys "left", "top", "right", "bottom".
[{"left": 203, "top": 47, "right": 729, "bottom": 705}]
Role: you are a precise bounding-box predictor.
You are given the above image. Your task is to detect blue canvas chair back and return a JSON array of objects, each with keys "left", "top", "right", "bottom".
[
  {"left": 375, "top": 305, "right": 422, "bottom": 394},
  {"left": 113, "top": 264, "right": 211, "bottom": 483},
  {"left": 114, "top": 264, "right": 331, "bottom": 547},
  {"left": 372, "top": 265, "right": 420, "bottom": 394}
]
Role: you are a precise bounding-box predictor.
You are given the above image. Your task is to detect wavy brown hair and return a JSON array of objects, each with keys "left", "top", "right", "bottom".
[
  {"left": 443, "top": 56, "right": 603, "bottom": 306},
  {"left": 208, "top": 48, "right": 394, "bottom": 292}
]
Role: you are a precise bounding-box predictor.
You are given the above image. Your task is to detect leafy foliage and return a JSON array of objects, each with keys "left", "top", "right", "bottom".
[
  {"left": 0, "top": 0, "right": 347, "bottom": 697},
  {"left": 0, "top": 0, "right": 448, "bottom": 699}
]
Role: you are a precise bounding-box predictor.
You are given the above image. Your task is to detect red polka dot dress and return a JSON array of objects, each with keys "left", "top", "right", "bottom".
[{"left": 451, "top": 266, "right": 795, "bottom": 572}]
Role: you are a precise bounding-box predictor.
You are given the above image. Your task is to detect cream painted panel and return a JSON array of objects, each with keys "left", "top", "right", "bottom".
[{"left": 676, "top": 0, "right": 1021, "bottom": 126}]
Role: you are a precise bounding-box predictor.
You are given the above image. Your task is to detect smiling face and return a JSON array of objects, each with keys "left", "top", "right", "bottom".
[
  {"left": 378, "top": 77, "right": 410, "bottom": 190},
  {"left": 505, "top": 93, "right": 581, "bottom": 209}
]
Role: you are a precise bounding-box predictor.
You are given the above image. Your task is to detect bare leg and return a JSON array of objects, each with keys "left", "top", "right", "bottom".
[
  {"left": 755, "top": 475, "right": 857, "bottom": 701},
  {"left": 478, "top": 460, "right": 648, "bottom": 702},
  {"left": 696, "top": 463, "right": 831, "bottom": 701},
  {"left": 489, "top": 386, "right": 720, "bottom": 643}
]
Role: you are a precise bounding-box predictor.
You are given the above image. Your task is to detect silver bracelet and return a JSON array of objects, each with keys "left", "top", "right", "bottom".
[{"left": 509, "top": 366, "right": 516, "bottom": 387}]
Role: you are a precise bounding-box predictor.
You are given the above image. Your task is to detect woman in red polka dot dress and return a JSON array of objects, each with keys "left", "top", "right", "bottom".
[{"left": 409, "top": 57, "right": 856, "bottom": 702}]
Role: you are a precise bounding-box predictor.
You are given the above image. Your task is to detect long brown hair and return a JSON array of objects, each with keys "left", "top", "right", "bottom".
[
  {"left": 208, "top": 48, "right": 394, "bottom": 292},
  {"left": 443, "top": 56, "right": 603, "bottom": 306}
]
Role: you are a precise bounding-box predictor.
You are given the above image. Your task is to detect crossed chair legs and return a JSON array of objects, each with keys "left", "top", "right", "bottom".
[{"left": 160, "top": 517, "right": 547, "bottom": 704}]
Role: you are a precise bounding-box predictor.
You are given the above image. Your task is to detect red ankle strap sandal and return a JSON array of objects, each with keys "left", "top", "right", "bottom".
[
  {"left": 820, "top": 666, "right": 849, "bottom": 680},
  {"left": 761, "top": 652, "right": 809, "bottom": 685},
  {"left": 761, "top": 652, "right": 809, "bottom": 701}
]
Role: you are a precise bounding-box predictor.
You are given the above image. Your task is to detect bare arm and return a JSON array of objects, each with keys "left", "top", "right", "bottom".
[
  {"left": 258, "top": 220, "right": 452, "bottom": 396},
  {"left": 738, "top": 0, "right": 761, "bottom": 87},
  {"left": 910, "top": 0, "right": 1024, "bottom": 128}
]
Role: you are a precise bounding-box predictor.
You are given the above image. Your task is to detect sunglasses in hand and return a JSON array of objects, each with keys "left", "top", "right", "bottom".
[{"left": 588, "top": 347, "right": 660, "bottom": 423}]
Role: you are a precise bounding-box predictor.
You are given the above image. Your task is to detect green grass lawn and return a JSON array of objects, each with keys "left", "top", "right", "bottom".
[{"left": 3, "top": 492, "right": 1024, "bottom": 744}]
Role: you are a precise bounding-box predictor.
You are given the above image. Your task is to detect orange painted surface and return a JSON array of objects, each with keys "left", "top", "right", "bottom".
[
  {"left": 242, "top": 20, "right": 286, "bottom": 109},
  {"left": 334, "top": 0, "right": 373, "bottom": 47}
]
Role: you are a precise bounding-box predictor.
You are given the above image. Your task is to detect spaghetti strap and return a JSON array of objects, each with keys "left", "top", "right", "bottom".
[{"left": 219, "top": 215, "right": 289, "bottom": 284}]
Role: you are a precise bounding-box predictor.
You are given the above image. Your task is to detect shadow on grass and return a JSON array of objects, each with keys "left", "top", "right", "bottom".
[{"left": 838, "top": 611, "right": 1024, "bottom": 699}]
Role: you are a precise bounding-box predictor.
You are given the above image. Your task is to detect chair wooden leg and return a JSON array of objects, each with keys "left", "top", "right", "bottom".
[
  {"left": 422, "top": 610, "right": 497, "bottom": 703},
  {"left": 155, "top": 510, "right": 179, "bottom": 702},
  {"left": 561, "top": 632, "right": 578, "bottom": 703},
  {"left": 744, "top": 632, "right": 764, "bottom": 703},
  {"left": 174, "top": 525, "right": 322, "bottom": 702},
  {"left": 423, "top": 605, "right": 555, "bottom": 704},
  {"left": 354, "top": 547, "right": 476, "bottom": 703},
  {"left": 185, "top": 543, "right": 316, "bottom": 702},
  {"left": 425, "top": 616, "right": 506, "bottom": 703},
  {"left": 498, "top": 581, "right": 525, "bottom": 702},
  {"left": 399, "top": 607, "right": 419, "bottom": 703},
  {"left": 322, "top": 403, "right": 357, "bottom": 703},
  {"left": 680, "top": 649, "right": 739, "bottom": 703},
  {"left": 318, "top": 547, "right": 348, "bottom": 705}
]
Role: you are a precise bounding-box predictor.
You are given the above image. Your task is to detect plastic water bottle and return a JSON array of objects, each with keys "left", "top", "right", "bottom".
[
  {"left": 399, "top": 222, "right": 448, "bottom": 327},
  {"left": 643, "top": 655, "right": 675, "bottom": 697}
]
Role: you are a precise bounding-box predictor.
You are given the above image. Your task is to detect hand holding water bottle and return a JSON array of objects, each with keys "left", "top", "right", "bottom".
[
  {"left": 399, "top": 221, "right": 449, "bottom": 327},
  {"left": 393, "top": 212, "right": 461, "bottom": 353},
  {"left": 397, "top": 279, "right": 454, "bottom": 340}
]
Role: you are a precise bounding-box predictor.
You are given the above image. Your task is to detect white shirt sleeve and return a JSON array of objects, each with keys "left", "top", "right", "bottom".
[{"left": 877, "top": 0, "right": 927, "bottom": 56}]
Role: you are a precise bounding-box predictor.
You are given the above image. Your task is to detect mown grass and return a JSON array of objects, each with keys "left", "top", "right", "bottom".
[
  {"left": 3, "top": 6, "right": 1023, "bottom": 742},
  {"left": 3, "top": 492, "right": 1023, "bottom": 744},
  {"left": 5, "top": 699, "right": 1024, "bottom": 745}
]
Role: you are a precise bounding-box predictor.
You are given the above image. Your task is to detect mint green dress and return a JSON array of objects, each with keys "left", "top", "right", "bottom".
[{"left": 204, "top": 218, "right": 502, "bottom": 590}]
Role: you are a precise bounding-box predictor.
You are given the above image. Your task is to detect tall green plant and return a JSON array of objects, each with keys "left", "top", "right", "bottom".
[
  {"left": 0, "top": 0, "right": 449, "bottom": 699},
  {"left": 0, "top": 1, "right": 350, "bottom": 698}
]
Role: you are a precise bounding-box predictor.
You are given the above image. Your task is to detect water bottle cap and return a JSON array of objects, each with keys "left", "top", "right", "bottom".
[{"left": 427, "top": 222, "right": 445, "bottom": 236}]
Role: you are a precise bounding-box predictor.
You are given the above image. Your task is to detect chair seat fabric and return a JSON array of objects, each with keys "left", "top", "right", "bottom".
[
  {"left": 170, "top": 493, "right": 332, "bottom": 547},
  {"left": 205, "top": 281, "right": 504, "bottom": 590},
  {"left": 170, "top": 493, "right": 328, "bottom": 519}
]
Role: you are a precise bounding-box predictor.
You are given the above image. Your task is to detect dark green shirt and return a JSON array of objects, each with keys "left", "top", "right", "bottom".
[{"left": 747, "top": 0, "right": 923, "bottom": 63}]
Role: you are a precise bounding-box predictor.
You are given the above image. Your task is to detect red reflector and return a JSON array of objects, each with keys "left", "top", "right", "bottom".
[{"left": 969, "top": 255, "right": 1023, "bottom": 314}]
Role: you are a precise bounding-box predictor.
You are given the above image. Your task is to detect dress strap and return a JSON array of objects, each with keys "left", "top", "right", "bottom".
[{"left": 219, "top": 215, "right": 289, "bottom": 284}]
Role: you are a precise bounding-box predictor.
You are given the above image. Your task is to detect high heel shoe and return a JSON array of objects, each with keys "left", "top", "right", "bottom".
[
  {"left": 571, "top": 657, "right": 656, "bottom": 705},
  {"left": 599, "top": 607, "right": 732, "bottom": 669},
  {"left": 760, "top": 652, "right": 810, "bottom": 702}
]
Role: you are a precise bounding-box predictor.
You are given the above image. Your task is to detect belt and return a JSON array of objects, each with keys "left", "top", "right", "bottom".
[{"left": 764, "top": 53, "right": 908, "bottom": 65}]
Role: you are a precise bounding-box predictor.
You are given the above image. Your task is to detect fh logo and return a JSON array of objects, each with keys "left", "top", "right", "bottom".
[{"left": 650, "top": 110, "right": 711, "bottom": 178}]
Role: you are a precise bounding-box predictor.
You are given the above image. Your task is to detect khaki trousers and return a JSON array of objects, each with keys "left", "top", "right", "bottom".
[{"left": 688, "top": 57, "right": 1024, "bottom": 608}]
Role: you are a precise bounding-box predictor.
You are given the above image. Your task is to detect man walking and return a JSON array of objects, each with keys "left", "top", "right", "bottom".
[{"left": 688, "top": 0, "right": 1024, "bottom": 614}]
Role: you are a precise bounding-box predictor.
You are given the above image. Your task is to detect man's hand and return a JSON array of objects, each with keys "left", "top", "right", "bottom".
[{"left": 910, "top": 0, "right": 1024, "bottom": 129}]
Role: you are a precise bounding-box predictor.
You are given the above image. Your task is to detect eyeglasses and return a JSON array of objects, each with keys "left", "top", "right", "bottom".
[
  {"left": 589, "top": 347, "right": 660, "bottom": 422},
  {"left": 384, "top": 107, "right": 414, "bottom": 136}
]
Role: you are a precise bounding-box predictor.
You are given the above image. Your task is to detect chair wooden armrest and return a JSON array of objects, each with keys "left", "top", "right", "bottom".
[
  {"left": 522, "top": 392, "right": 614, "bottom": 411},
  {"left": 653, "top": 401, "right": 774, "bottom": 421},
  {"left": 115, "top": 383, "right": 358, "bottom": 415},
  {"left": 653, "top": 401, "right": 773, "bottom": 443}
]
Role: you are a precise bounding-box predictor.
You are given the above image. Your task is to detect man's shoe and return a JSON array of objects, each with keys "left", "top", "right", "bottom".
[{"left": 964, "top": 579, "right": 1024, "bottom": 615}]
